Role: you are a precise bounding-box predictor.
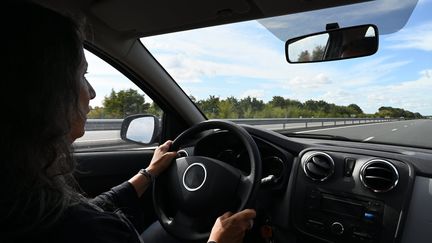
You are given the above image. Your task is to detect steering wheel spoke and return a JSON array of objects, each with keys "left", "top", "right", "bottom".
[
  {"left": 238, "top": 174, "right": 254, "bottom": 201},
  {"left": 164, "top": 211, "right": 211, "bottom": 240}
]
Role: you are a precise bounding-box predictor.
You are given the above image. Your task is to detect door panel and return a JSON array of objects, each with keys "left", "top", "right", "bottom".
[
  {"left": 74, "top": 150, "right": 155, "bottom": 196},
  {"left": 74, "top": 149, "right": 157, "bottom": 228}
]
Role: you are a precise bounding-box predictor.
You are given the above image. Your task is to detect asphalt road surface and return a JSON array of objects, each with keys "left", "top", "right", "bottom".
[
  {"left": 297, "top": 119, "right": 432, "bottom": 149},
  {"left": 74, "top": 119, "right": 432, "bottom": 150}
]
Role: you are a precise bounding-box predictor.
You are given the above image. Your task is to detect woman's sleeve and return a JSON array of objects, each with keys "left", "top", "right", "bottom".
[
  {"left": 88, "top": 181, "right": 146, "bottom": 232},
  {"left": 51, "top": 204, "right": 144, "bottom": 243}
]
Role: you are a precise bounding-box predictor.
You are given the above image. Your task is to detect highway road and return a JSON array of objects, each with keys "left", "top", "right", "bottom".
[
  {"left": 74, "top": 119, "right": 432, "bottom": 150},
  {"left": 297, "top": 119, "right": 432, "bottom": 149}
]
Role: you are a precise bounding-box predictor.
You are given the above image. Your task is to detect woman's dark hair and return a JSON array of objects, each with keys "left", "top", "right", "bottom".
[{"left": 1, "top": 1, "right": 85, "bottom": 239}]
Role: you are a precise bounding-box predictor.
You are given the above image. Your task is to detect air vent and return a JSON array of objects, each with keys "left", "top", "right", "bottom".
[
  {"left": 360, "top": 159, "right": 399, "bottom": 193},
  {"left": 302, "top": 152, "right": 335, "bottom": 181}
]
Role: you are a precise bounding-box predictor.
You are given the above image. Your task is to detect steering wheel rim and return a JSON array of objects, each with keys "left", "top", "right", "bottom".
[{"left": 153, "top": 120, "right": 262, "bottom": 241}]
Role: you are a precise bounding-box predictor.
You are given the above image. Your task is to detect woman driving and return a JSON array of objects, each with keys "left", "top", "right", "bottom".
[{"left": 1, "top": 1, "right": 255, "bottom": 242}]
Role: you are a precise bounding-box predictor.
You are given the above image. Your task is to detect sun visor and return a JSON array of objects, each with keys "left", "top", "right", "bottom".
[{"left": 258, "top": 0, "right": 419, "bottom": 41}]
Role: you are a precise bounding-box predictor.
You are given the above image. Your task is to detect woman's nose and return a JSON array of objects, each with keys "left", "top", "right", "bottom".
[{"left": 87, "top": 80, "right": 96, "bottom": 100}]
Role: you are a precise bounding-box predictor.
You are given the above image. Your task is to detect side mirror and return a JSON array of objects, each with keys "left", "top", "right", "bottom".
[
  {"left": 285, "top": 24, "right": 378, "bottom": 63},
  {"left": 120, "top": 114, "right": 160, "bottom": 145}
]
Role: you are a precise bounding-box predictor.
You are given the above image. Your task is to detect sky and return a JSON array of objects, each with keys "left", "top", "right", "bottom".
[{"left": 86, "top": 0, "right": 432, "bottom": 115}]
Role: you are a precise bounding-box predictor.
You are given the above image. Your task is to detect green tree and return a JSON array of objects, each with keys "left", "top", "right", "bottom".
[
  {"left": 347, "top": 104, "right": 363, "bottom": 116},
  {"left": 189, "top": 95, "right": 197, "bottom": 102},
  {"left": 147, "top": 102, "right": 162, "bottom": 117},
  {"left": 312, "top": 45, "right": 325, "bottom": 61},
  {"left": 196, "top": 95, "right": 220, "bottom": 118},
  {"left": 225, "top": 96, "right": 241, "bottom": 118},
  {"left": 88, "top": 106, "right": 105, "bottom": 119},
  {"left": 218, "top": 100, "right": 237, "bottom": 118},
  {"left": 285, "top": 98, "right": 303, "bottom": 108},
  {"left": 376, "top": 106, "right": 423, "bottom": 119},
  {"left": 238, "top": 96, "right": 264, "bottom": 118},
  {"left": 103, "top": 89, "right": 150, "bottom": 118},
  {"left": 269, "top": 96, "right": 286, "bottom": 108},
  {"left": 298, "top": 50, "right": 311, "bottom": 62}
]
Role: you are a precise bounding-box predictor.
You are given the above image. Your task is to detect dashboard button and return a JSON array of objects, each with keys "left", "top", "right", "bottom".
[
  {"left": 330, "top": 222, "right": 344, "bottom": 235},
  {"left": 344, "top": 158, "right": 356, "bottom": 176},
  {"left": 363, "top": 212, "right": 377, "bottom": 221}
]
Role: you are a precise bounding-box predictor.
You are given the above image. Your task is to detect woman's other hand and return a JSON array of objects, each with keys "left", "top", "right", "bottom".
[{"left": 208, "top": 209, "right": 256, "bottom": 243}]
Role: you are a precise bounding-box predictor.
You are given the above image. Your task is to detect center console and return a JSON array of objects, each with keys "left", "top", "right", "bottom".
[{"left": 291, "top": 149, "right": 413, "bottom": 243}]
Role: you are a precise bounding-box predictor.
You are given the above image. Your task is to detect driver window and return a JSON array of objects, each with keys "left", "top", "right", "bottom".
[{"left": 73, "top": 50, "right": 163, "bottom": 152}]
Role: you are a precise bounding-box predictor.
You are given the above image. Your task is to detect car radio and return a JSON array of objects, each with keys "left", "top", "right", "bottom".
[{"left": 301, "top": 189, "right": 384, "bottom": 243}]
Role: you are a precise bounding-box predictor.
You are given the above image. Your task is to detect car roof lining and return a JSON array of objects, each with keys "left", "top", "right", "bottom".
[{"left": 36, "top": 0, "right": 372, "bottom": 38}]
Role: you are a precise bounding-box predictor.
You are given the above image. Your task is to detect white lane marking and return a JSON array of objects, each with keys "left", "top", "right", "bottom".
[
  {"left": 392, "top": 128, "right": 398, "bottom": 132},
  {"left": 404, "top": 125, "right": 408, "bottom": 128},
  {"left": 363, "top": 136, "right": 375, "bottom": 142},
  {"left": 295, "top": 120, "right": 406, "bottom": 134}
]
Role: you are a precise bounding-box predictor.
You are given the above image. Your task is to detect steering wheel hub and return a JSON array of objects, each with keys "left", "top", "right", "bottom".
[{"left": 183, "top": 163, "right": 207, "bottom": 191}]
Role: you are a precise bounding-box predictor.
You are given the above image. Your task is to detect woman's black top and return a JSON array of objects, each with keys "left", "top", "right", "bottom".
[{"left": 30, "top": 182, "right": 144, "bottom": 243}]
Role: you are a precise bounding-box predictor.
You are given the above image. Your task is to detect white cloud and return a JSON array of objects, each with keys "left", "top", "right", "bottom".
[
  {"left": 282, "top": 72, "right": 333, "bottom": 90},
  {"left": 139, "top": 20, "right": 432, "bottom": 115},
  {"left": 420, "top": 69, "right": 432, "bottom": 78},
  {"left": 385, "top": 21, "right": 432, "bottom": 51},
  {"left": 296, "top": 68, "right": 432, "bottom": 115},
  {"left": 337, "top": 56, "right": 412, "bottom": 87},
  {"left": 362, "top": 68, "right": 432, "bottom": 114},
  {"left": 144, "top": 24, "right": 414, "bottom": 95},
  {"left": 241, "top": 89, "right": 265, "bottom": 99},
  {"left": 142, "top": 21, "right": 337, "bottom": 89},
  {"left": 322, "top": 90, "right": 355, "bottom": 105}
]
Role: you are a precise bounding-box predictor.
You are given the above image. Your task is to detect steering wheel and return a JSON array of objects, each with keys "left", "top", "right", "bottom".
[{"left": 153, "top": 120, "right": 262, "bottom": 241}]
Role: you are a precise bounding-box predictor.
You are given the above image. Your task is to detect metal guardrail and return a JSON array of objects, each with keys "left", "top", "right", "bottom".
[
  {"left": 227, "top": 118, "right": 393, "bottom": 129},
  {"left": 85, "top": 119, "right": 123, "bottom": 131},
  {"left": 85, "top": 118, "right": 394, "bottom": 131}
]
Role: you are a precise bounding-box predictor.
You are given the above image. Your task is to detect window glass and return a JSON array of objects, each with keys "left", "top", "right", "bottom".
[
  {"left": 73, "top": 50, "right": 162, "bottom": 152},
  {"left": 141, "top": 0, "right": 432, "bottom": 149}
]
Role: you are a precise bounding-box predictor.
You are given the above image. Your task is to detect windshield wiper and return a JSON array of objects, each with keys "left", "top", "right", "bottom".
[{"left": 283, "top": 132, "right": 353, "bottom": 141}]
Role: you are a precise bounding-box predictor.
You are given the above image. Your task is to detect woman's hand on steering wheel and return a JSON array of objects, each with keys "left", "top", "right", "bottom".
[
  {"left": 146, "top": 140, "right": 178, "bottom": 177},
  {"left": 209, "top": 209, "right": 257, "bottom": 243},
  {"left": 129, "top": 140, "right": 177, "bottom": 197}
]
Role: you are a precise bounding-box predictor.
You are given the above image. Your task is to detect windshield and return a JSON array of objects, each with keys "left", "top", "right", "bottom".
[{"left": 141, "top": 0, "right": 432, "bottom": 149}]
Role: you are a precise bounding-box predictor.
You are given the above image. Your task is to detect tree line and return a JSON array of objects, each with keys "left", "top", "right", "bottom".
[
  {"left": 88, "top": 89, "right": 161, "bottom": 118},
  {"left": 297, "top": 45, "right": 326, "bottom": 62},
  {"left": 88, "top": 89, "right": 423, "bottom": 119}
]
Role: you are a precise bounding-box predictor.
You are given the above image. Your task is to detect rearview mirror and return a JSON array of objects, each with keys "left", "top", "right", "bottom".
[{"left": 285, "top": 24, "right": 378, "bottom": 63}]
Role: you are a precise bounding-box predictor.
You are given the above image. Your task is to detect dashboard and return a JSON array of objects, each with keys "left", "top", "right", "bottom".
[
  {"left": 192, "top": 131, "right": 292, "bottom": 189},
  {"left": 176, "top": 126, "right": 432, "bottom": 243}
]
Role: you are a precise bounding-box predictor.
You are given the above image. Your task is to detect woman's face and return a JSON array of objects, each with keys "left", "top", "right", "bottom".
[{"left": 69, "top": 53, "right": 96, "bottom": 142}]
